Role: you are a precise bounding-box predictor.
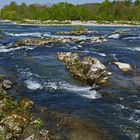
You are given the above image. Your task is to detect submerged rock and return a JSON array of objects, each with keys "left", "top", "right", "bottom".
[
  {"left": 58, "top": 52, "right": 111, "bottom": 86},
  {"left": 90, "top": 36, "right": 108, "bottom": 43},
  {"left": 113, "top": 61, "right": 133, "bottom": 73}
]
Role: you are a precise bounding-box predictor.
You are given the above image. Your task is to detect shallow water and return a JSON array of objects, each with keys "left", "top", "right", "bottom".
[{"left": 0, "top": 24, "right": 140, "bottom": 140}]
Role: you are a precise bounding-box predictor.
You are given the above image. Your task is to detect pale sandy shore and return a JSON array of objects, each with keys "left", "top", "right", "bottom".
[
  {"left": 1, "top": 20, "right": 140, "bottom": 27},
  {"left": 17, "top": 23, "right": 140, "bottom": 27}
]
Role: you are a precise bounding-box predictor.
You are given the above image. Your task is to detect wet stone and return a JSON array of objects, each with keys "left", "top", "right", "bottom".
[
  {"left": 113, "top": 61, "right": 133, "bottom": 73},
  {"left": 58, "top": 52, "right": 111, "bottom": 86},
  {"left": 2, "top": 79, "right": 13, "bottom": 90},
  {"left": 1, "top": 112, "right": 29, "bottom": 136},
  {"left": 18, "top": 97, "right": 34, "bottom": 111}
]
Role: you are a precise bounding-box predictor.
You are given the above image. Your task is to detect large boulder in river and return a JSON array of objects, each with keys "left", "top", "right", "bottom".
[
  {"left": 58, "top": 52, "right": 111, "bottom": 86},
  {"left": 113, "top": 61, "right": 133, "bottom": 73}
]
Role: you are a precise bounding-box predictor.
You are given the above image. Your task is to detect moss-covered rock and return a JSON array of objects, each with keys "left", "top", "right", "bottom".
[
  {"left": 58, "top": 52, "right": 111, "bottom": 86},
  {"left": 0, "top": 80, "right": 50, "bottom": 139}
]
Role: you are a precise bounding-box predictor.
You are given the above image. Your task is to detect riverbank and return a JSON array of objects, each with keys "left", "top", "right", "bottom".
[
  {"left": 19, "top": 20, "right": 140, "bottom": 27},
  {"left": 18, "top": 23, "right": 139, "bottom": 27},
  {"left": 1, "top": 20, "right": 140, "bottom": 27},
  {"left": 71, "top": 20, "right": 140, "bottom": 27}
]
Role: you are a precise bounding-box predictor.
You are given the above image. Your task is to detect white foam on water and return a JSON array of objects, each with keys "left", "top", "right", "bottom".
[
  {"left": 43, "top": 33, "right": 90, "bottom": 40},
  {"left": 69, "top": 44, "right": 83, "bottom": 50},
  {"left": 133, "top": 47, "right": 140, "bottom": 51},
  {"left": 5, "top": 32, "right": 43, "bottom": 37},
  {"left": 134, "top": 109, "right": 140, "bottom": 115},
  {"left": 117, "top": 45, "right": 140, "bottom": 52},
  {"left": 108, "top": 34, "right": 120, "bottom": 39},
  {"left": 17, "top": 68, "right": 43, "bottom": 90},
  {"left": 122, "top": 128, "right": 139, "bottom": 140},
  {"left": 125, "top": 108, "right": 140, "bottom": 131},
  {"left": 25, "top": 79, "right": 43, "bottom": 90},
  {"left": 45, "top": 81, "right": 101, "bottom": 99},
  {"left": 94, "top": 52, "right": 107, "bottom": 57},
  {"left": 81, "top": 50, "right": 90, "bottom": 53},
  {"left": 123, "top": 36, "right": 140, "bottom": 40},
  {"left": 98, "top": 53, "right": 106, "bottom": 57},
  {"left": 116, "top": 104, "right": 128, "bottom": 110},
  {"left": 129, "top": 115, "right": 140, "bottom": 124},
  {"left": 21, "top": 73, "right": 101, "bottom": 100},
  {"left": 70, "top": 46, "right": 78, "bottom": 50},
  {"left": 77, "top": 44, "right": 83, "bottom": 48},
  {"left": 18, "top": 68, "right": 100, "bottom": 99},
  {"left": 0, "top": 45, "right": 34, "bottom": 52},
  {"left": 45, "top": 82, "right": 58, "bottom": 90},
  {"left": 19, "top": 68, "right": 101, "bottom": 99},
  {"left": 126, "top": 47, "right": 140, "bottom": 52},
  {"left": 5, "top": 31, "right": 100, "bottom": 41},
  {"left": 18, "top": 68, "right": 36, "bottom": 77},
  {"left": 135, "top": 100, "right": 140, "bottom": 103}
]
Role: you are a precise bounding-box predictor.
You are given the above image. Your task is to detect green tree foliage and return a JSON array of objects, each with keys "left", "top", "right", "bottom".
[
  {"left": 1, "top": 1, "right": 140, "bottom": 21},
  {"left": 135, "top": 0, "right": 140, "bottom": 6}
]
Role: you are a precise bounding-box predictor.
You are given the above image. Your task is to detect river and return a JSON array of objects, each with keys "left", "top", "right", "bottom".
[{"left": 0, "top": 24, "right": 140, "bottom": 140}]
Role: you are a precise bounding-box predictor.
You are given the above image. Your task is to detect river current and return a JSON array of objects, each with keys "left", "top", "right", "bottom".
[{"left": 0, "top": 24, "right": 140, "bottom": 140}]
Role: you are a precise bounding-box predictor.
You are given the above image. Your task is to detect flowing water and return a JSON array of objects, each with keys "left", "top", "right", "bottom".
[{"left": 0, "top": 24, "right": 140, "bottom": 140}]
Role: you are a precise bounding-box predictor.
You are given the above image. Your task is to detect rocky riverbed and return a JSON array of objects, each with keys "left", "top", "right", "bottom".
[
  {"left": 0, "top": 77, "right": 51, "bottom": 140},
  {"left": 0, "top": 24, "right": 140, "bottom": 140}
]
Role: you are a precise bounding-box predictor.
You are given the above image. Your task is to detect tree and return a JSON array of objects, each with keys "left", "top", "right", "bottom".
[
  {"left": 0, "top": 1, "right": 140, "bottom": 21},
  {"left": 135, "top": 0, "right": 140, "bottom": 6}
]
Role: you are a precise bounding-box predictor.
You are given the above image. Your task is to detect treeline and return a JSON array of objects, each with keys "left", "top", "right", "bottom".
[{"left": 1, "top": 0, "right": 140, "bottom": 21}]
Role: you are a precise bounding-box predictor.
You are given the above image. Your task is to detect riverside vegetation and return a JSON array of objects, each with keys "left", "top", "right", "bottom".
[{"left": 1, "top": 0, "right": 140, "bottom": 22}]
